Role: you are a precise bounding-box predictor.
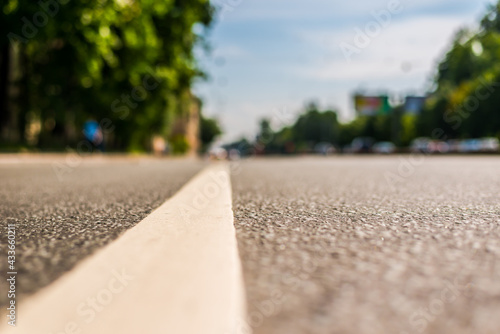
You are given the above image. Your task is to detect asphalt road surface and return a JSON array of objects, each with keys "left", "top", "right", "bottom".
[
  {"left": 1, "top": 155, "right": 499, "bottom": 334},
  {"left": 231, "top": 156, "right": 500, "bottom": 334},
  {"left": 0, "top": 156, "right": 206, "bottom": 308}
]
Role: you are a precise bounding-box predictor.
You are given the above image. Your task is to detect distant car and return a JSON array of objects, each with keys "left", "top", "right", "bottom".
[
  {"left": 459, "top": 139, "right": 482, "bottom": 153},
  {"left": 373, "top": 141, "right": 396, "bottom": 154},
  {"left": 350, "top": 137, "right": 374, "bottom": 153},
  {"left": 428, "top": 140, "right": 450, "bottom": 154},
  {"left": 314, "top": 142, "right": 336, "bottom": 155},
  {"left": 447, "top": 140, "right": 461, "bottom": 153},
  {"left": 410, "top": 137, "right": 431, "bottom": 153},
  {"left": 480, "top": 137, "right": 500, "bottom": 152}
]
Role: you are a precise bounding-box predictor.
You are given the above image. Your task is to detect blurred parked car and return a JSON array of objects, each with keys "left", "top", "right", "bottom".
[
  {"left": 428, "top": 140, "right": 450, "bottom": 154},
  {"left": 459, "top": 139, "right": 482, "bottom": 153},
  {"left": 410, "top": 138, "right": 449, "bottom": 154},
  {"left": 373, "top": 142, "right": 396, "bottom": 154},
  {"left": 410, "top": 137, "right": 431, "bottom": 153},
  {"left": 447, "top": 140, "right": 461, "bottom": 153},
  {"left": 314, "top": 142, "right": 337, "bottom": 155},
  {"left": 349, "top": 137, "right": 374, "bottom": 153},
  {"left": 480, "top": 137, "right": 500, "bottom": 152}
]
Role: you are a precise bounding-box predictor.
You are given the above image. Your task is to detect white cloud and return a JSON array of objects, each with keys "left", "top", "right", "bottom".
[{"left": 294, "top": 16, "right": 469, "bottom": 82}]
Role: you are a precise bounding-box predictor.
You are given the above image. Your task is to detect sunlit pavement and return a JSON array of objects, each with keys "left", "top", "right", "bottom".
[
  {"left": 231, "top": 156, "right": 500, "bottom": 334},
  {"left": 1, "top": 164, "right": 244, "bottom": 334},
  {"left": 0, "top": 158, "right": 207, "bottom": 307},
  {"left": 1, "top": 155, "right": 500, "bottom": 334}
]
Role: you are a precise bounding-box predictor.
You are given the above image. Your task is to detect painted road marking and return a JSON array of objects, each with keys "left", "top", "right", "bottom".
[{"left": 1, "top": 163, "right": 249, "bottom": 334}]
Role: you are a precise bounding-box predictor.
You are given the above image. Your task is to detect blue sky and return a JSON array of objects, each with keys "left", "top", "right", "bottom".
[{"left": 193, "top": 0, "right": 496, "bottom": 142}]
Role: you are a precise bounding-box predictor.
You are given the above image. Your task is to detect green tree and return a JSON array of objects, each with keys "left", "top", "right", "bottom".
[
  {"left": 200, "top": 114, "right": 222, "bottom": 152},
  {"left": 292, "top": 104, "right": 340, "bottom": 148},
  {"left": 418, "top": 2, "right": 500, "bottom": 140},
  {"left": 1, "top": 0, "right": 214, "bottom": 151}
]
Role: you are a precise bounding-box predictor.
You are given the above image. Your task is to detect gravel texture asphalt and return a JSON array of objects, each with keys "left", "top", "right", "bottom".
[
  {"left": 2, "top": 155, "right": 499, "bottom": 334},
  {"left": 0, "top": 157, "right": 206, "bottom": 308},
  {"left": 231, "top": 156, "right": 500, "bottom": 334}
]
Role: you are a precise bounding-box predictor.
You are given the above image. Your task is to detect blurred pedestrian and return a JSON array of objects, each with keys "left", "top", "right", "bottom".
[{"left": 83, "top": 119, "right": 104, "bottom": 151}]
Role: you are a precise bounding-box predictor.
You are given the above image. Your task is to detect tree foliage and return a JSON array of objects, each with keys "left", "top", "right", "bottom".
[
  {"left": 417, "top": 2, "right": 500, "bottom": 140},
  {"left": 255, "top": 103, "right": 342, "bottom": 154},
  {"left": 292, "top": 104, "right": 340, "bottom": 145},
  {"left": 1, "top": 0, "right": 213, "bottom": 151},
  {"left": 199, "top": 113, "right": 222, "bottom": 152}
]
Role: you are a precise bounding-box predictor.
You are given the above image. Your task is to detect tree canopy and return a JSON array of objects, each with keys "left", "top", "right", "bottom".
[
  {"left": 200, "top": 113, "right": 222, "bottom": 152},
  {"left": 1, "top": 0, "right": 214, "bottom": 151},
  {"left": 417, "top": 2, "right": 500, "bottom": 140}
]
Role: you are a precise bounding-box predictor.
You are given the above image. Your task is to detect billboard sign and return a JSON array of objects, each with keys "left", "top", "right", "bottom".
[
  {"left": 404, "top": 96, "right": 426, "bottom": 114},
  {"left": 354, "top": 95, "right": 391, "bottom": 116}
]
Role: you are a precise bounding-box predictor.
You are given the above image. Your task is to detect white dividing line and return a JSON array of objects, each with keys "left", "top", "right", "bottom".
[{"left": 2, "top": 163, "right": 249, "bottom": 334}]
